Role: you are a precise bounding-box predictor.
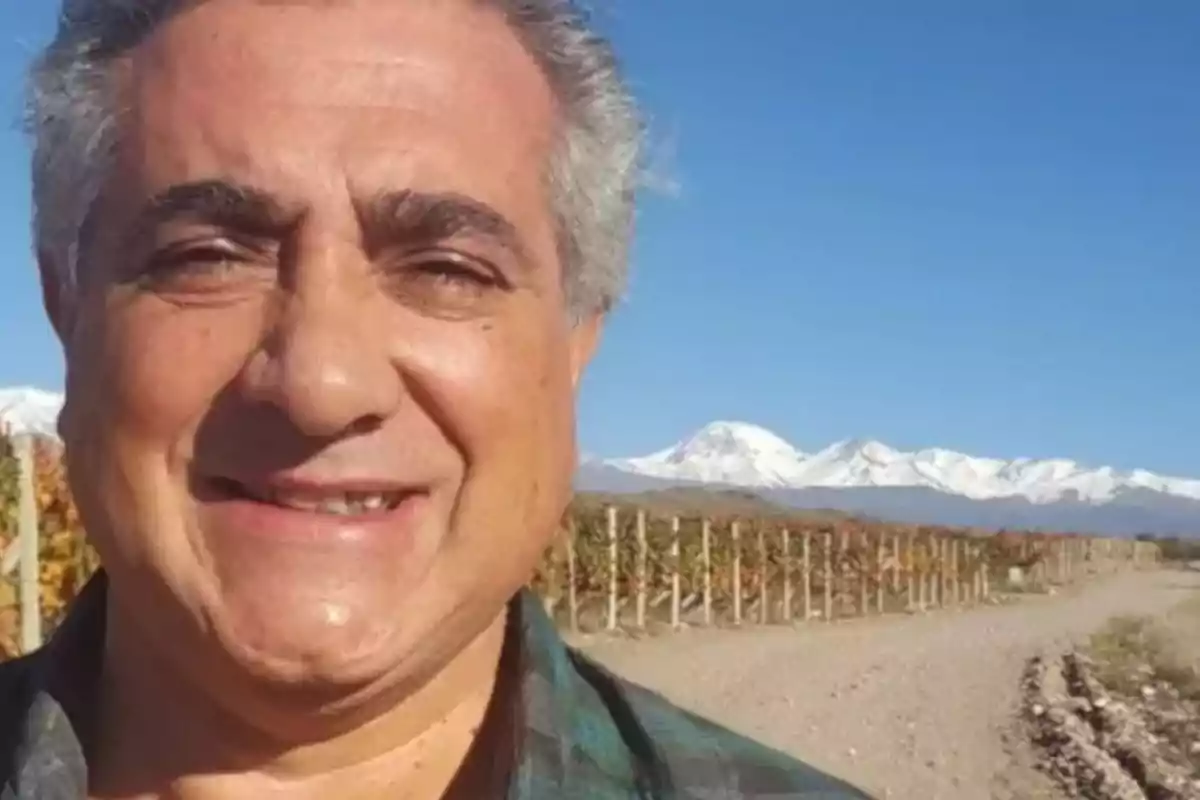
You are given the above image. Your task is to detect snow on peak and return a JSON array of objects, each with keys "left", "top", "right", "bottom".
[
  {"left": 817, "top": 438, "right": 900, "bottom": 464},
  {"left": 0, "top": 387, "right": 63, "bottom": 438},
  {"left": 607, "top": 421, "right": 1200, "bottom": 505},
  {"left": 611, "top": 420, "right": 808, "bottom": 488},
  {"left": 662, "top": 421, "right": 802, "bottom": 462}
]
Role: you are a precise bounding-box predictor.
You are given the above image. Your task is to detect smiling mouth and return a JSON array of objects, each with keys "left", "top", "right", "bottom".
[{"left": 209, "top": 477, "right": 414, "bottom": 516}]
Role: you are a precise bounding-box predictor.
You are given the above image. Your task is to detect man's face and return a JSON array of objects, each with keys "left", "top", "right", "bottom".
[{"left": 46, "top": 0, "right": 600, "bottom": 696}]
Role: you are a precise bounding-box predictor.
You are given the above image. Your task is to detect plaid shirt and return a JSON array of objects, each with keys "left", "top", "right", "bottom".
[{"left": 0, "top": 573, "right": 873, "bottom": 799}]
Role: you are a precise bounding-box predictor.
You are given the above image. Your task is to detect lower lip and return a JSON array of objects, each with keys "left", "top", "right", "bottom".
[{"left": 199, "top": 493, "right": 427, "bottom": 545}]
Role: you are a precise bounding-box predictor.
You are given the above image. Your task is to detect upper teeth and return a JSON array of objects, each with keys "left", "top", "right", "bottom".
[{"left": 263, "top": 490, "right": 397, "bottom": 515}]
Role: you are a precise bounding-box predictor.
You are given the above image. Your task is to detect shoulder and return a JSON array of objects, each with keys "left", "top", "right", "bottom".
[
  {"left": 0, "top": 648, "right": 39, "bottom": 722},
  {"left": 0, "top": 650, "right": 42, "bottom": 777},
  {"left": 568, "top": 649, "right": 876, "bottom": 799}
]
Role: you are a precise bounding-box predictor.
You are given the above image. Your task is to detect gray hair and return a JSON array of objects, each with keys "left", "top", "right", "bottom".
[{"left": 25, "top": 0, "right": 642, "bottom": 317}]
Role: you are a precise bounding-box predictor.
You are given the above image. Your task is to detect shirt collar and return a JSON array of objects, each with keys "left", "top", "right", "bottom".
[{"left": 512, "top": 591, "right": 668, "bottom": 797}]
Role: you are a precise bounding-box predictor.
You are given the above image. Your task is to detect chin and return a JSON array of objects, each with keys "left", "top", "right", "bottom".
[
  {"left": 198, "top": 570, "right": 470, "bottom": 698},
  {"left": 202, "top": 583, "right": 411, "bottom": 681},
  {"left": 221, "top": 620, "right": 401, "bottom": 690}
]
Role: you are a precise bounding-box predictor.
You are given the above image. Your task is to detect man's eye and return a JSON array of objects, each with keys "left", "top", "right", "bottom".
[
  {"left": 417, "top": 260, "right": 496, "bottom": 286},
  {"left": 384, "top": 254, "right": 507, "bottom": 316},
  {"left": 137, "top": 240, "right": 271, "bottom": 297},
  {"left": 147, "top": 245, "right": 240, "bottom": 277}
]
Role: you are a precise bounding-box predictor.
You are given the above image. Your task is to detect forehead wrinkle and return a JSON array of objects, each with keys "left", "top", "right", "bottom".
[
  {"left": 115, "top": 0, "right": 559, "bottom": 180},
  {"left": 129, "top": 0, "right": 538, "bottom": 112}
]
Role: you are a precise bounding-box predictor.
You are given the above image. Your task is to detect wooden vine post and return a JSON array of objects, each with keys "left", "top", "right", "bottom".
[
  {"left": 905, "top": 531, "right": 916, "bottom": 611},
  {"left": 606, "top": 506, "right": 618, "bottom": 631},
  {"left": 635, "top": 509, "right": 647, "bottom": 629},
  {"left": 822, "top": 531, "right": 834, "bottom": 622},
  {"left": 938, "top": 536, "right": 949, "bottom": 607},
  {"left": 566, "top": 519, "right": 579, "bottom": 632},
  {"left": 16, "top": 435, "right": 41, "bottom": 653},
  {"left": 670, "top": 516, "right": 681, "bottom": 629},
  {"left": 981, "top": 542, "right": 988, "bottom": 599},
  {"left": 837, "top": 527, "right": 849, "bottom": 619},
  {"left": 960, "top": 543, "right": 969, "bottom": 603},
  {"left": 874, "top": 534, "right": 885, "bottom": 614},
  {"left": 916, "top": 534, "right": 927, "bottom": 611},
  {"left": 951, "top": 538, "right": 961, "bottom": 604},
  {"left": 890, "top": 533, "right": 901, "bottom": 595},
  {"left": 802, "top": 530, "right": 813, "bottom": 622},
  {"left": 732, "top": 521, "right": 743, "bottom": 625},
  {"left": 540, "top": 534, "right": 558, "bottom": 620},
  {"left": 931, "top": 534, "right": 942, "bottom": 610},
  {"left": 979, "top": 543, "right": 988, "bottom": 601},
  {"left": 858, "top": 529, "right": 869, "bottom": 616},
  {"left": 974, "top": 544, "right": 983, "bottom": 601},
  {"left": 757, "top": 524, "right": 768, "bottom": 624},
  {"left": 702, "top": 518, "right": 712, "bottom": 626},
  {"left": 781, "top": 527, "right": 793, "bottom": 623}
]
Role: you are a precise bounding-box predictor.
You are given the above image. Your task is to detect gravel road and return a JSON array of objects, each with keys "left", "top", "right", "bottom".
[{"left": 576, "top": 569, "right": 1200, "bottom": 800}]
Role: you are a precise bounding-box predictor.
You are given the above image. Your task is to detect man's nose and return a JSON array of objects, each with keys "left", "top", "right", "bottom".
[{"left": 251, "top": 281, "right": 403, "bottom": 440}]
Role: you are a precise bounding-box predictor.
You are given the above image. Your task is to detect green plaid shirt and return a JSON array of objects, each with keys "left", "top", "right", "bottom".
[{"left": 0, "top": 573, "right": 872, "bottom": 799}]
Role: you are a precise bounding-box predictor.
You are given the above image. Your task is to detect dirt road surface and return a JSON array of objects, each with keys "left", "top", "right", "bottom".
[{"left": 577, "top": 570, "right": 1200, "bottom": 800}]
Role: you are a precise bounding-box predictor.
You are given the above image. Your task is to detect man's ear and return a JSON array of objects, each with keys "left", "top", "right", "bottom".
[
  {"left": 568, "top": 312, "right": 605, "bottom": 390},
  {"left": 37, "top": 248, "right": 75, "bottom": 344}
]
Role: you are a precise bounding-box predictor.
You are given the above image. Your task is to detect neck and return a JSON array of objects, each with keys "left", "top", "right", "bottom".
[{"left": 87, "top": 598, "right": 518, "bottom": 800}]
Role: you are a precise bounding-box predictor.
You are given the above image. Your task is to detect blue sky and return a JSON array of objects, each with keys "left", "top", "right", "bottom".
[{"left": 0, "top": 3, "right": 1196, "bottom": 475}]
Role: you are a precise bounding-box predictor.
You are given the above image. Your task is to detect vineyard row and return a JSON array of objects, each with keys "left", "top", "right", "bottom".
[{"left": 529, "top": 505, "right": 1160, "bottom": 633}]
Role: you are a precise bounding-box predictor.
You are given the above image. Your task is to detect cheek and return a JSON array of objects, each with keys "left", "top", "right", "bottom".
[
  {"left": 405, "top": 318, "right": 573, "bottom": 468},
  {"left": 64, "top": 297, "right": 268, "bottom": 464}
]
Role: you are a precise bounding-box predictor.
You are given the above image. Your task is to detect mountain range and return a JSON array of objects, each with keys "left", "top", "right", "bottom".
[
  {"left": 584, "top": 422, "right": 1200, "bottom": 537},
  {"left": 1, "top": 387, "right": 1195, "bottom": 536},
  {"left": 603, "top": 421, "right": 1200, "bottom": 504}
]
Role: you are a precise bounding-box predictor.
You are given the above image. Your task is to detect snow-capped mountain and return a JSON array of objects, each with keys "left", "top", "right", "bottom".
[
  {"left": 606, "top": 421, "right": 1200, "bottom": 506},
  {"left": 613, "top": 422, "right": 810, "bottom": 487},
  {"left": 0, "top": 387, "right": 62, "bottom": 438}
]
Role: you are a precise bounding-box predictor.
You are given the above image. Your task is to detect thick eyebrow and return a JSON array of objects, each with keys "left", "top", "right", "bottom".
[
  {"left": 356, "top": 189, "right": 532, "bottom": 264},
  {"left": 129, "top": 180, "right": 299, "bottom": 239},
  {"left": 118, "top": 182, "right": 530, "bottom": 263}
]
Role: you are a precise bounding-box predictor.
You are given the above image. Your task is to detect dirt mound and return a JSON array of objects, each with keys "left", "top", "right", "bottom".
[{"left": 1021, "top": 648, "right": 1200, "bottom": 799}]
